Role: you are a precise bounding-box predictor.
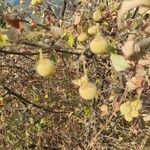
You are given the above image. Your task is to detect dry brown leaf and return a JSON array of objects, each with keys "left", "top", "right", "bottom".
[
  {"left": 144, "top": 25, "right": 150, "bottom": 34},
  {"left": 74, "top": 13, "right": 81, "bottom": 25},
  {"left": 122, "top": 40, "right": 140, "bottom": 58},
  {"left": 126, "top": 81, "right": 137, "bottom": 91},
  {"left": 136, "top": 65, "right": 147, "bottom": 76},
  {"left": 126, "top": 75, "right": 145, "bottom": 91}
]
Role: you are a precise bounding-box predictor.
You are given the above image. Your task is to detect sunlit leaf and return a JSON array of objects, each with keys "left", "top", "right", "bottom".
[
  {"left": 83, "top": 105, "right": 92, "bottom": 116},
  {"left": 67, "top": 33, "right": 74, "bottom": 47},
  {"left": 110, "top": 53, "right": 130, "bottom": 72}
]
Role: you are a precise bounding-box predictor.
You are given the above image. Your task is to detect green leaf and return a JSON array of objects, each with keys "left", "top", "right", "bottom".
[
  {"left": 110, "top": 53, "right": 130, "bottom": 72},
  {"left": 67, "top": 33, "right": 74, "bottom": 47},
  {"left": 50, "top": 54, "right": 57, "bottom": 63},
  {"left": 83, "top": 105, "right": 92, "bottom": 116}
]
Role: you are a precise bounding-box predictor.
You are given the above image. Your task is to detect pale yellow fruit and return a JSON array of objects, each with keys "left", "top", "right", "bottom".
[
  {"left": 31, "top": 0, "right": 37, "bottom": 5},
  {"left": 50, "top": 26, "right": 62, "bottom": 39},
  {"left": 31, "top": 0, "right": 43, "bottom": 5},
  {"left": 93, "top": 9, "right": 102, "bottom": 21},
  {"left": 124, "top": 114, "right": 133, "bottom": 122},
  {"left": 130, "top": 99, "right": 142, "bottom": 110},
  {"left": 90, "top": 34, "right": 108, "bottom": 54},
  {"left": 131, "top": 110, "right": 139, "bottom": 117},
  {"left": 120, "top": 101, "right": 132, "bottom": 115},
  {"left": 100, "top": 105, "right": 108, "bottom": 112},
  {"left": 77, "top": 32, "right": 88, "bottom": 42},
  {"left": 79, "top": 82, "right": 97, "bottom": 100},
  {"left": 37, "top": 0, "right": 43, "bottom": 2},
  {"left": 88, "top": 26, "right": 98, "bottom": 35},
  {"left": 36, "top": 50, "right": 55, "bottom": 77}
]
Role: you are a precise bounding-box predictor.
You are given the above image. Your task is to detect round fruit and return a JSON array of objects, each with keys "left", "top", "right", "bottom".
[
  {"left": 88, "top": 26, "right": 98, "bottom": 35},
  {"left": 36, "top": 50, "right": 55, "bottom": 76},
  {"left": 31, "top": 0, "right": 43, "bottom": 6},
  {"left": 77, "top": 32, "right": 88, "bottom": 42},
  {"left": 120, "top": 101, "right": 132, "bottom": 116},
  {"left": 79, "top": 82, "right": 97, "bottom": 100},
  {"left": 124, "top": 114, "right": 133, "bottom": 122},
  {"left": 130, "top": 99, "right": 142, "bottom": 110},
  {"left": 50, "top": 26, "right": 62, "bottom": 39},
  {"left": 93, "top": 9, "right": 102, "bottom": 22},
  {"left": 100, "top": 104, "right": 108, "bottom": 112},
  {"left": 131, "top": 110, "right": 139, "bottom": 118},
  {"left": 90, "top": 34, "right": 108, "bottom": 54}
]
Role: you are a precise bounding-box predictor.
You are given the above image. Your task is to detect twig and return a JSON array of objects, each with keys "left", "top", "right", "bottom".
[
  {"left": 60, "top": 0, "right": 67, "bottom": 19},
  {"left": 0, "top": 42, "right": 80, "bottom": 56},
  {"left": 2, "top": 84, "right": 67, "bottom": 114},
  {"left": 138, "top": 129, "right": 150, "bottom": 150},
  {"left": 131, "top": 7, "right": 139, "bottom": 19},
  {"left": 1, "top": 65, "right": 31, "bottom": 75},
  {"left": 0, "top": 41, "right": 93, "bottom": 58}
]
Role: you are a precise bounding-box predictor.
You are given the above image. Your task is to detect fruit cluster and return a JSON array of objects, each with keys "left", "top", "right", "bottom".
[
  {"left": 120, "top": 99, "right": 142, "bottom": 121},
  {"left": 77, "top": 7, "right": 108, "bottom": 55}
]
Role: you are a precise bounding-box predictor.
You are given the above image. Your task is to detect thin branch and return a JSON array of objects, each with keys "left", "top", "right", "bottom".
[
  {"left": 131, "top": 7, "right": 139, "bottom": 19},
  {"left": 2, "top": 84, "right": 68, "bottom": 114},
  {"left": 60, "top": 0, "right": 67, "bottom": 19},
  {"left": 0, "top": 40, "right": 94, "bottom": 58},
  {"left": 1, "top": 65, "right": 31, "bottom": 75},
  {"left": 21, "top": 19, "right": 50, "bottom": 31},
  {"left": 0, "top": 42, "right": 80, "bottom": 56}
]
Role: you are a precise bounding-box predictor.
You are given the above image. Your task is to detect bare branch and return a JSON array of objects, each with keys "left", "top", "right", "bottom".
[{"left": 2, "top": 84, "right": 68, "bottom": 114}]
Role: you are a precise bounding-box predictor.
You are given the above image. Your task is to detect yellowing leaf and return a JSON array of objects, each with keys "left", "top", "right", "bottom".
[
  {"left": 110, "top": 53, "right": 130, "bottom": 72},
  {"left": 67, "top": 33, "right": 74, "bottom": 47},
  {"left": 0, "top": 33, "right": 10, "bottom": 47}
]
